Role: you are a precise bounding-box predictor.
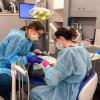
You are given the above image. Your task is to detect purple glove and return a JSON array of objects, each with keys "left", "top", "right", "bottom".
[{"left": 26, "top": 55, "right": 44, "bottom": 64}]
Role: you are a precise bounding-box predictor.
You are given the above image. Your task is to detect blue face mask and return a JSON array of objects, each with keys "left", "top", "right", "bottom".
[{"left": 56, "top": 42, "right": 64, "bottom": 50}]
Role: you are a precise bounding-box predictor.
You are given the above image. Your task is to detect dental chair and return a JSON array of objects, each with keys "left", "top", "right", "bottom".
[
  {"left": 29, "top": 76, "right": 46, "bottom": 88},
  {"left": 77, "top": 69, "right": 98, "bottom": 100}
]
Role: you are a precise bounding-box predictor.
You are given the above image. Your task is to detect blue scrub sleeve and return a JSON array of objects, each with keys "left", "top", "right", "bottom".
[
  {"left": 43, "top": 50, "right": 74, "bottom": 86},
  {"left": 5, "top": 35, "right": 28, "bottom": 65}
]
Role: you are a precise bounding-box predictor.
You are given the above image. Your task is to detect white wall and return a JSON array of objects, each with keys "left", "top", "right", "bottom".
[
  {"left": 94, "top": 29, "right": 100, "bottom": 46},
  {"left": 47, "top": 0, "right": 54, "bottom": 22},
  {"left": 0, "top": 14, "right": 25, "bottom": 41},
  {"left": 24, "top": 0, "right": 33, "bottom": 3}
]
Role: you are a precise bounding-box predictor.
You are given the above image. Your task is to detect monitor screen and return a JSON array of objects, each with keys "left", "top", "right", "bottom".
[{"left": 19, "top": 3, "right": 35, "bottom": 19}]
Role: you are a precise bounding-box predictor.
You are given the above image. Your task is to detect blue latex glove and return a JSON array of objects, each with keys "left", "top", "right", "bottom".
[
  {"left": 26, "top": 55, "right": 44, "bottom": 64},
  {"left": 6, "top": 56, "right": 19, "bottom": 69},
  {"left": 96, "top": 50, "right": 100, "bottom": 55},
  {"left": 7, "top": 56, "right": 19, "bottom": 63}
]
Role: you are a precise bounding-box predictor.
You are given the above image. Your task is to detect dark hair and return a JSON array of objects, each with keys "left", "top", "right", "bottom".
[
  {"left": 20, "top": 21, "right": 44, "bottom": 31},
  {"left": 55, "top": 27, "right": 77, "bottom": 41}
]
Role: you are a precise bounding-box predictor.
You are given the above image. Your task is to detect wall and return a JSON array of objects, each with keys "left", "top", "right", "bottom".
[
  {"left": 95, "top": 0, "right": 100, "bottom": 28},
  {"left": 94, "top": 29, "right": 100, "bottom": 46},
  {"left": 47, "top": 0, "right": 99, "bottom": 40},
  {"left": 0, "top": 14, "right": 25, "bottom": 41},
  {"left": 47, "top": 0, "right": 53, "bottom": 23},
  {"left": 24, "top": 0, "right": 33, "bottom": 3},
  {"left": 71, "top": 17, "right": 96, "bottom": 39}
]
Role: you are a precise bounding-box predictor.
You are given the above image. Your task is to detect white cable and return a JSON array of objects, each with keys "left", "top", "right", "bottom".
[
  {"left": 21, "top": 76, "right": 24, "bottom": 100},
  {"left": 17, "top": 60, "right": 22, "bottom": 100},
  {"left": 11, "top": 69, "right": 17, "bottom": 100},
  {"left": 18, "top": 72, "right": 21, "bottom": 100},
  {"left": 11, "top": 63, "right": 28, "bottom": 100},
  {"left": 22, "top": 64, "right": 30, "bottom": 100},
  {"left": 12, "top": 64, "right": 28, "bottom": 76},
  {"left": 26, "top": 74, "right": 30, "bottom": 100}
]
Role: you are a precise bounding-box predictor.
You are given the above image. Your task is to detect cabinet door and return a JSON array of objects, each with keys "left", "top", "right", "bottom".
[
  {"left": 83, "top": 0, "right": 96, "bottom": 12},
  {"left": 70, "top": 0, "right": 84, "bottom": 12},
  {"left": 53, "top": 0, "right": 64, "bottom": 9},
  {"left": 70, "top": 0, "right": 96, "bottom": 12},
  {"left": 70, "top": 0, "right": 97, "bottom": 17}
]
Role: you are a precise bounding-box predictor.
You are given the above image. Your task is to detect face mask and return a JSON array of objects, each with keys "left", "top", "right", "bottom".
[
  {"left": 30, "top": 35, "right": 39, "bottom": 41},
  {"left": 56, "top": 42, "right": 64, "bottom": 50}
]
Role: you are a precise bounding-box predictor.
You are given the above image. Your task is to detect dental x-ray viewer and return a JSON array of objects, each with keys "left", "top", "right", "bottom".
[
  {"left": 0, "top": 21, "right": 44, "bottom": 100},
  {"left": 30, "top": 28, "right": 92, "bottom": 100}
]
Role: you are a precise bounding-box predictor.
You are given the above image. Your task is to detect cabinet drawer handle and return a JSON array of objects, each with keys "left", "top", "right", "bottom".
[
  {"left": 78, "top": 8, "right": 81, "bottom": 10},
  {"left": 83, "top": 8, "right": 85, "bottom": 10}
]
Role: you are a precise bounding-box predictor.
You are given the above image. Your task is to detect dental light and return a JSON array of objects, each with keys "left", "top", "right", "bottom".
[{"left": 29, "top": 0, "right": 53, "bottom": 20}]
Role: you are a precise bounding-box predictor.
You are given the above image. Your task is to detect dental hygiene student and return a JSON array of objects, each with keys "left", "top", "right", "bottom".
[
  {"left": 30, "top": 28, "right": 92, "bottom": 100},
  {"left": 0, "top": 21, "right": 44, "bottom": 100}
]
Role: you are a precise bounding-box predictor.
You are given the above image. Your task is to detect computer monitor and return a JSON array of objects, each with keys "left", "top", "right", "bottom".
[{"left": 19, "top": 3, "right": 35, "bottom": 19}]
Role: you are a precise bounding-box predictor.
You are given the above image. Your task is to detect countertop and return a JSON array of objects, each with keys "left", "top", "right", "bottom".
[{"left": 0, "top": 13, "right": 19, "bottom": 16}]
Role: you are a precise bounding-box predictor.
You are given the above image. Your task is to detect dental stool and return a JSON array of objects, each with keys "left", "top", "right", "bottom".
[{"left": 77, "top": 69, "right": 98, "bottom": 100}]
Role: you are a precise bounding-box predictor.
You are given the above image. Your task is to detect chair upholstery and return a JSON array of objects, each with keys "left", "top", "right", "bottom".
[
  {"left": 29, "top": 76, "right": 46, "bottom": 88},
  {"left": 77, "top": 69, "right": 98, "bottom": 100}
]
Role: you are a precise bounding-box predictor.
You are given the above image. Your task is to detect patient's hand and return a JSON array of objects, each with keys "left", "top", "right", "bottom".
[{"left": 33, "top": 49, "right": 42, "bottom": 54}]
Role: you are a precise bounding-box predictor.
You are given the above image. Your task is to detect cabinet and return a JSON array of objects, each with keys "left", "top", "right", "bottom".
[
  {"left": 52, "top": 0, "right": 64, "bottom": 22},
  {"left": 52, "top": 10, "right": 64, "bottom": 22},
  {"left": 53, "top": 0, "right": 64, "bottom": 9},
  {"left": 70, "top": 0, "right": 97, "bottom": 17}
]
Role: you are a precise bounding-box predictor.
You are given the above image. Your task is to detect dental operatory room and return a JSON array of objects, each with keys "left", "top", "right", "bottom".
[{"left": 1, "top": 0, "right": 100, "bottom": 100}]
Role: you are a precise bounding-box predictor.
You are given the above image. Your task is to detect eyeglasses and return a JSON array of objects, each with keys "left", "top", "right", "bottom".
[
  {"left": 52, "top": 35, "right": 58, "bottom": 41},
  {"left": 36, "top": 30, "right": 44, "bottom": 37}
]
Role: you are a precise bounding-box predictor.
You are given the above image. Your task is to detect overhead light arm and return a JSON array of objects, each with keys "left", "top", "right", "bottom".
[{"left": 35, "top": 0, "right": 45, "bottom": 7}]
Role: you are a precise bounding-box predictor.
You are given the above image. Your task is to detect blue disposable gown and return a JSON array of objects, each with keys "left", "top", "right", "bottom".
[
  {"left": 0, "top": 29, "right": 34, "bottom": 76},
  {"left": 30, "top": 46, "right": 92, "bottom": 100}
]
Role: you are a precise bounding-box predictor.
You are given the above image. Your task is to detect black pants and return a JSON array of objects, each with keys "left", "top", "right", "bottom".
[{"left": 0, "top": 73, "right": 11, "bottom": 100}]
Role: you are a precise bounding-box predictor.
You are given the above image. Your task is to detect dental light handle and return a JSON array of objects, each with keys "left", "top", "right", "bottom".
[{"left": 49, "top": 23, "right": 57, "bottom": 32}]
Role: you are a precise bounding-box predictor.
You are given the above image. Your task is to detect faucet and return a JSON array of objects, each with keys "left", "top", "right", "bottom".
[{"left": 9, "top": 2, "right": 16, "bottom": 13}]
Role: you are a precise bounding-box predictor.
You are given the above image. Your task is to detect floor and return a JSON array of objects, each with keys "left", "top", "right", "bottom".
[
  {"left": 0, "top": 84, "right": 100, "bottom": 100},
  {"left": 0, "top": 96, "right": 4, "bottom": 100},
  {"left": 93, "top": 84, "right": 100, "bottom": 100}
]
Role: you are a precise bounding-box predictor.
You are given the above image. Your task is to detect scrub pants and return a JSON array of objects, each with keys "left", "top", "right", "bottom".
[{"left": 0, "top": 73, "right": 11, "bottom": 100}]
